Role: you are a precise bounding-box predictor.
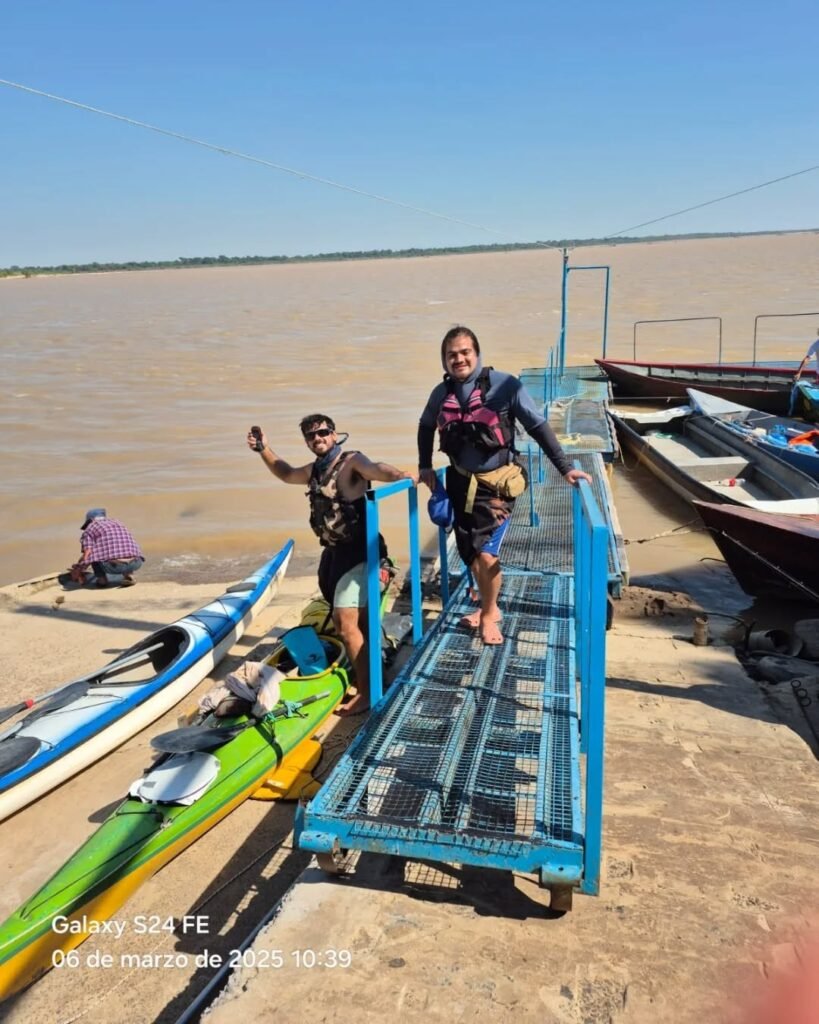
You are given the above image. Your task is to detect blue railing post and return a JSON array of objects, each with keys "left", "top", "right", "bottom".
[
  {"left": 364, "top": 478, "right": 423, "bottom": 706},
  {"left": 526, "top": 446, "right": 540, "bottom": 526},
  {"left": 407, "top": 486, "right": 422, "bottom": 644},
  {"left": 582, "top": 517, "right": 607, "bottom": 896},
  {"left": 548, "top": 346, "right": 556, "bottom": 411},
  {"left": 559, "top": 250, "right": 569, "bottom": 374},
  {"left": 571, "top": 462, "right": 607, "bottom": 898},
  {"left": 573, "top": 486, "right": 588, "bottom": 749},
  {"left": 365, "top": 493, "right": 385, "bottom": 704},
  {"left": 435, "top": 468, "right": 450, "bottom": 607}
]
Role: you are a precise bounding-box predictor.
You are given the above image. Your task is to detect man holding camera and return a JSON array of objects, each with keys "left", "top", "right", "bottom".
[{"left": 247, "top": 415, "right": 415, "bottom": 716}]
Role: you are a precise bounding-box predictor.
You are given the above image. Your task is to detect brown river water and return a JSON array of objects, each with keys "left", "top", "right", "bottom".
[{"left": 2, "top": 231, "right": 818, "bottom": 588}]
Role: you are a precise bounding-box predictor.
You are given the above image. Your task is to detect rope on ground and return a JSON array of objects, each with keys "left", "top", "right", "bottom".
[{"left": 625, "top": 518, "right": 703, "bottom": 545}]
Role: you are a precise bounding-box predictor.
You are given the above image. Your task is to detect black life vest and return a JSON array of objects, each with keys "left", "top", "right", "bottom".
[
  {"left": 436, "top": 369, "right": 515, "bottom": 459},
  {"left": 307, "top": 451, "right": 367, "bottom": 548}
]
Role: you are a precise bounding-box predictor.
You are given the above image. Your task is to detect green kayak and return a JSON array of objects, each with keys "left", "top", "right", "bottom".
[{"left": 0, "top": 631, "right": 349, "bottom": 1001}]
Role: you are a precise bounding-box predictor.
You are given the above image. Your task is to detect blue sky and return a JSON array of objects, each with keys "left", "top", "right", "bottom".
[{"left": 2, "top": 0, "right": 818, "bottom": 265}]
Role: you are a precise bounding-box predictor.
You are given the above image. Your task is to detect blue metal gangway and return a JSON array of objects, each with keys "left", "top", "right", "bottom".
[{"left": 295, "top": 472, "right": 609, "bottom": 908}]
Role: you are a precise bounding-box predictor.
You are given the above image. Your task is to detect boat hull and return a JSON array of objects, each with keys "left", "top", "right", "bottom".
[
  {"left": 0, "top": 543, "right": 293, "bottom": 822},
  {"left": 693, "top": 501, "right": 819, "bottom": 603},
  {"left": 612, "top": 411, "right": 819, "bottom": 512},
  {"left": 0, "top": 640, "right": 348, "bottom": 999},
  {"left": 597, "top": 358, "right": 811, "bottom": 415}
]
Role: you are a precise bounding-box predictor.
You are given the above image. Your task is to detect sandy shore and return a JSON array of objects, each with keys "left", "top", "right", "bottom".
[
  {"left": 0, "top": 568, "right": 350, "bottom": 1023},
  {"left": 1, "top": 532, "right": 818, "bottom": 1022}
]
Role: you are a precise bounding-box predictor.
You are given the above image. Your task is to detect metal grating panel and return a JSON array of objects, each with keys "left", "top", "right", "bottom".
[
  {"left": 308, "top": 574, "right": 580, "bottom": 852},
  {"left": 521, "top": 366, "right": 610, "bottom": 405},
  {"left": 547, "top": 399, "right": 615, "bottom": 459}
]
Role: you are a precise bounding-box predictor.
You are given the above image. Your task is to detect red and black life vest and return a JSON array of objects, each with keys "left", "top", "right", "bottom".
[{"left": 436, "top": 369, "right": 515, "bottom": 459}]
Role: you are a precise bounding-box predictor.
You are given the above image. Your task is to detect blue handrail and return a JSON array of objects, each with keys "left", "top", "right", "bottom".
[
  {"left": 560, "top": 249, "right": 611, "bottom": 365},
  {"left": 571, "top": 466, "right": 608, "bottom": 897},
  {"left": 364, "top": 478, "right": 422, "bottom": 705}
]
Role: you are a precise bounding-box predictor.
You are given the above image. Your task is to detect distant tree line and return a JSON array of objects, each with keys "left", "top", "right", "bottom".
[{"left": 1, "top": 229, "right": 815, "bottom": 278}]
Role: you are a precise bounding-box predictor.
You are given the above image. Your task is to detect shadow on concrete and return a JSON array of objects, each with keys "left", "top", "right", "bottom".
[
  {"left": 11, "top": 602, "right": 167, "bottom": 635},
  {"left": 155, "top": 805, "right": 310, "bottom": 1024},
  {"left": 321, "top": 852, "right": 564, "bottom": 922}
]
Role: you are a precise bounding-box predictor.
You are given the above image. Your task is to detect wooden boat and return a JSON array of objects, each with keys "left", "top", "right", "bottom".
[
  {"left": 693, "top": 501, "right": 819, "bottom": 603},
  {"left": 686, "top": 388, "right": 819, "bottom": 481},
  {"left": 596, "top": 358, "right": 815, "bottom": 414},
  {"left": 0, "top": 628, "right": 349, "bottom": 1000},
  {"left": 0, "top": 542, "right": 293, "bottom": 823},
  {"left": 611, "top": 405, "right": 819, "bottom": 513}
]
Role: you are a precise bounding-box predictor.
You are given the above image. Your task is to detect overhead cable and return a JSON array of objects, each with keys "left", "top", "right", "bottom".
[{"left": 0, "top": 77, "right": 513, "bottom": 241}]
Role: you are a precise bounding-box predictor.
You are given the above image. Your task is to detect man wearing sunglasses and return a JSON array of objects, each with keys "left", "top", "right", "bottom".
[{"left": 247, "top": 415, "right": 416, "bottom": 716}]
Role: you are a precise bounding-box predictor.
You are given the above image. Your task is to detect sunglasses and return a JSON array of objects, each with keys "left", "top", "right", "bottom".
[{"left": 303, "top": 427, "right": 334, "bottom": 440}]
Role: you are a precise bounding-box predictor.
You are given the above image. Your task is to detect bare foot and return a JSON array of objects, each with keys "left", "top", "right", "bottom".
[
  {"left": 480, "top": 618, "right": 504, "bottom": 645},
  {"left": 335, "top": 693, "right": 370, "bottom": 717},
  {"left": 459, "top": 609, "right": 501, "bottom": 629}
]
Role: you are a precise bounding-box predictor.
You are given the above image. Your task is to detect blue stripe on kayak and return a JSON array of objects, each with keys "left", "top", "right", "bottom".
[{"left": 0, "top": 541, "right": 293, "bottom": 793}]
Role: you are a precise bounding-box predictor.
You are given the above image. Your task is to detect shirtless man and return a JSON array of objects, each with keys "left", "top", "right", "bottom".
[{"left": 248, "top": 414, "right": 416, "bottom": 716}]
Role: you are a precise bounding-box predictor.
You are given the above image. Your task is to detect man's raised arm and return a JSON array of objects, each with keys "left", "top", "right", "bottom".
[{"left": 246, "top": 427, "right": 312, "bottom": 485}]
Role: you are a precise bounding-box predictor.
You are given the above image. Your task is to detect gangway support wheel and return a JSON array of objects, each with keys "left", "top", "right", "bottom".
[
  {"left": 549, "top": 884, "right": 574, "bottom": 913},
  {"left": 316, "top": 838, "right": 346, "bottom": 875}
]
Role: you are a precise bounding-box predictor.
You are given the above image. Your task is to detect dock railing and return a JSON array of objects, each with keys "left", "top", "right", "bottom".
[
  {"left": 632, "top": 316, "right": 723, "bottom": 362},
  {"left": 364, "top": 479, "right": 423, "bottom": 706},
  {"left": 752, "top": 311, "right": 819, "bottom": 365},
  {"left": 572, "top": 466, "right": 608, "bottom": 895}
]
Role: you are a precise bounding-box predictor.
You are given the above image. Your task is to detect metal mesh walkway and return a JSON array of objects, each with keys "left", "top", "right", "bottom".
[
  {"left": 298, "top": 362, "right": 612, "bottom": 891},
  {"left": 547, "top": 398, "right": 615, "bottom": 460},
  {"left": 447, "top": 453, "right": 627, "bottom": 591},
  {"left": 299, "top": 573, "right": 583, "bottom": 876},
  {"left": 521, "top": 365, "right": 610, "bottom": 405}
]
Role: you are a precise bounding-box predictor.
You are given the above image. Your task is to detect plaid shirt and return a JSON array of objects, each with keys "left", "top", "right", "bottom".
[{"left": 80, "top": 518, "right": 143, "bottom": 563}]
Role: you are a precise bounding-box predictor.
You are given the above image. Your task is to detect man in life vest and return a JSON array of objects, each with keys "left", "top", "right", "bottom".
[
  {"left": 418, "top": 326, "right": 591, "bottom": 645},
  {"left": 247, "top": 415, "right": 416, "bottom": 716}
]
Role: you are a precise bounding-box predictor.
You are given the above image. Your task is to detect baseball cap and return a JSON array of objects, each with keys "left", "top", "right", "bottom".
[{"left": 81, "top": 508, "right": 107, "bottom": 529}]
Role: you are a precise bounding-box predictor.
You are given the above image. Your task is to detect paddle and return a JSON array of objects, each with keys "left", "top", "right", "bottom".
[
  {"left": 0, "top": 642, "right": 166, "bottom": 727},
  {"left": 0, "top": 736, "right": 43, "bottom": 776},
  {"left": 150, "top": 691, "right": 332, "bottom": 754},
  {"left": 0, "top": 680, "right": 133, "bottom": 777}
]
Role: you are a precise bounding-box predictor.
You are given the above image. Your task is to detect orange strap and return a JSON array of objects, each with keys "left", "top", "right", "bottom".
[{"left": 788, "top": 429, "right": 819, "bottom": 447}]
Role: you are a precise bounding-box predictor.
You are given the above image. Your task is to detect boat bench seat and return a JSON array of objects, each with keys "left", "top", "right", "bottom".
[{"left": 674, "top": 455, "right": 750, "bottom": 481}]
